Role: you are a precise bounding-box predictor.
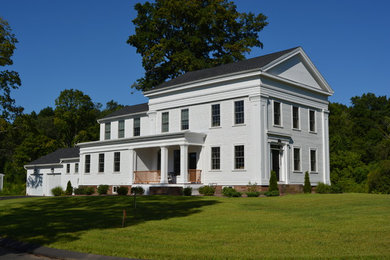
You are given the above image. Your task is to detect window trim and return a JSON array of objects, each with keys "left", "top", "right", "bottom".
[
  {"left": 75, "top": 163, "right": 79, "bottom": 174},
  {"left": 211, "top": 146, "right": 221, "bottom": 171},
  {"left": 114, "top": 152, "right": 120, "bottom": 172},
  {"left": 309, "top": 109, "right": 316, "bottom": 133},
  {"left": 273, "top": 100, "right": 282, "bottom": 127},
  {"left": 84, "top": 155, "right": 91, "bottom": 174},
  {"left": 233, "top": 144, "right": 245, "bottom": 171},
  {"left": 98, "top": 153, "right": 104, "bottom": 173},
  {"left": 133, "top": 117, "right": 140, "bottom": 136},
  {"left": 293, "top": 146, "right": 302, "bottom": 172},
  {"left": 161, "top": 112, "right": 169, "bottom": 133},
  {"left": 292, "top": 106, "right": 300, "bottom": 130},
  {"left": 309, "top": 148, "right": 318, "bottom": 173},
  {"left": 234, "top": 100, "right": 245, "bottom": 125},
  {"left": 211, "top": 103, "right": 221, "bottom": 128},
  {"left": 66, "top": 163, "right": 70, "bottom": 174},
  {"left": 118, "top": 120, "right": 125, "bottom": 138},
  {"left": 181, "top": 108, "right": 189, "bottom": 130},
  {"left": 105, "top": 122, "right": 111, "bottom": 140}
]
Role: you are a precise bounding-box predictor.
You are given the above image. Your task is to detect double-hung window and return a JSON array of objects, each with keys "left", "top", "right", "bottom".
[
  {"left": 98, "top": 154, "right": 104, "bottom": 173},
  {"left": 293, "top": 148, "right": 301, "bottom": 171},
  {"left": 133, "top": 117, "right": 140, "bottom": 136},
  {"left": 85, "top": 155, "right": 90, "bottom": 173},
  {"left": 309, "top": 110, "right": 316, "bottom": 132},
  {"left": 292, "top": 106, "right": 299, "bottom": 129},
  {"left": 114, "top": 152, "right": 120, "bottom": 172},
  {"left": 211, "top": 104, "right": 220, "bottom": 127},
  {"left": 234, "top": 100, "right": 244, "bottom": 124},
  {"left": 75, "top": 163, "right": 79, "bottom": 174},
  {"left": 105, "top": 122, "right": 111, "bottom": 140},
  {"left": 234, "top": 145, "right": 245, "bottom": 169},
  {"left": 310, "top": 149, "right": 317, "bottom": 172},
  {"left": 118, "top": 120, "right": 125, "bottom": 138},
  {"left": 66, "top": 164, "right": 70, "bottom": 174},
  {"left": 181, "top": 109, "right": 189, "bottom": 130},
  {"left": 211, "top": 147, "right": 220, "bottom": 170},
  {"left": 274, "top": 101, "right": 281, "bottom": 126},
  {"left": 161, "top": 112, "right": 169, "bottom": 133}
]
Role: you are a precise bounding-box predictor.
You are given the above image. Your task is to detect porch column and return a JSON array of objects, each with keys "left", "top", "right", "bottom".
[
  {"left": 160, "top": 146, "right": 168, "bottom": 184},
  {"left": 180, "top": 144, "right": 188, "bottom": 183},
  {"left": 129, "top": 149, "right": 134, "bottom": 184}
]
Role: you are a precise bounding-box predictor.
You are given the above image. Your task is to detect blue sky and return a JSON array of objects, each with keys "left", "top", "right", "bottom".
[{"left": 2, "top": 0, "right": 389, "bottom": 113}]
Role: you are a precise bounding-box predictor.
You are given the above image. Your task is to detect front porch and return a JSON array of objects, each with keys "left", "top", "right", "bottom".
[{"left": 133, "top": 169, "right": 201, "bottom": 184}]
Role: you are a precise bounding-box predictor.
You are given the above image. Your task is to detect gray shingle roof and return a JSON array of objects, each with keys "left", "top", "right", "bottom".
[
  {"left": 26, "top": 147, "right": 80, "bottom": 166},
  {"left": 154, "top": 47, "right": 300, "bottom": 90},
  {"left": 101, "top": 103, "right": 149, "bottom": 120}
]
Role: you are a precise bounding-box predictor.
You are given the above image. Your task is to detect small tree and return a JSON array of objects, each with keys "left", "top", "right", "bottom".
[
  {"left": 304, "top": 171, "right": 311, "bottom": 193},
  {"left": 65, "top": 181, "right": 73, "bottom": 195},
  {"left": 269, "top": 170, "right": 278, "bottom": 192}
]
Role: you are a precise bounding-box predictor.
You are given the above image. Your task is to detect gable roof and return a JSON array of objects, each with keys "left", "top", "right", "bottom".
[
  {"left": 100, "top": 103, "right": 149, "bottom": 120},
  {"left": 25, "top": 147, "right": 80, "bottom": 166},
  {"left": 152, "top": 47, "right": 300, "bottom": 90}
]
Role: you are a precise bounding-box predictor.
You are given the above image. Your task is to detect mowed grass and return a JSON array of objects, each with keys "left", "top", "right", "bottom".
[{"left": 0, "top": 194, "right": 389, "bottom": 259}]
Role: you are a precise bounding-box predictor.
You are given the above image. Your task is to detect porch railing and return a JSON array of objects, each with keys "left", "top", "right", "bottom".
[
  {"left": 134, "top": 171, "right": 161, "bottom": 184},
  {"left": 188, "top": 169, "right": 201, "bottom": 184}
]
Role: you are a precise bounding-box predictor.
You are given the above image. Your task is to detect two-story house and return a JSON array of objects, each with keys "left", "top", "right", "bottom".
[{"left": 25, "top": 47, "right": 333, "bottom": 196}]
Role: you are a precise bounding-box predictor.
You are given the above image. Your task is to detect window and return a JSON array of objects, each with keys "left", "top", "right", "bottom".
[
  {"left": 105, "top": 122, "right": 111, "bottom": 140},
  {"left": 66, "top": 164, "right": 70, "bottom": 174},
  {"left": 292, "top": 106, "right": 299, "bottom": 129},
  {"left": 98, "top": 153, "right": 104, "bottom": 173},
  {"left": 162, "top": 112, "right": 169, "bottom": 132},
  {"left": 211, "top": 104, "right": 220, "bottom": 127},
  {"left": 181, "top": 109, "right": 189, "bottom": 130},
  {"left": 75, "top": 163, "right": 79, "bottom": 174},
  {"left": 85, "top": 155, "right": 90, "bottom": 173},
  {"left": 211, "top": 147, "right": 220, "bottom": 170},
  {"left": 133, "top": 117, "right": 140, "bottom": 136},
  {"left": 114, "top": 152, "right": 120, "bottom": 172},
  {"left": 118, "top": 120, "right": 125, "bottom": 138},
  {"left": 274, "top": 101, "right": 281, "bottom": 126},
  {"left": 293, "top": 148, "right": 301, "bottom": 171},
  {"left": 309, "top": 110, "right": 316, "bottom": 132},
  {"left": 234, "top": 145, "right": 245, "bottom": 169},
  {"left": 310, "top": 149, "right": 317, "bottom": 172},
  {"left": 234, "top": 100, "right": 244, "bottom": 124}
]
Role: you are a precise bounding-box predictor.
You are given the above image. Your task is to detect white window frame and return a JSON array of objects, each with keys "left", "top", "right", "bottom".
[
  {"left": 113, "top": 152, "right": 120, "bottom": 173},
  {"left": 98, "top": 153, "right": 105, "bottom": 173},
  {"left": 181, "top": 108, "right": 189, "bottom": 130},
  {"left": 292, "top": 106, "right": 300, "bottom": 130},
  {"left": 210, "top": 146, "right": 221, "bottom": 171},
  {"left": 161, "top": 111, "right": 169, "bottom": 133},
  {"left": 105, "top": 122, "right": 111, "bottom": 140},
  {"left": 233, "top": 144, "right": 245, "bottom": 171},
  {"left": 210, "top": 103, "right": 221, "bottom": 128},
  {"left": 309, "top": 109, "right": 317, "bottom": 133},
  {"left": 309, "top": 148, "right": 318, "bottom": 173},
  {"left": 133, "top": 117, "right": 141, "bottom": 136},
  {"left": 272, "top": 100, "right": 283, "bottom": 127},
  {"left": 292, "top": 146, "right": 302, "bottom": 172},
  {"left": 75, "top": 163, "right": 79, "bottom": 174},
  {"left": 118, "top": 120, "right": 125, "bottom": 138},
  {"left": 234, "top": 100, "right": 245, "bottom": 125},
  {"left": 66, "top": 163, "right": 70, "bottom": 174},
  {"left": 84, "top": 154, "right": 91, "bottom": 174}
]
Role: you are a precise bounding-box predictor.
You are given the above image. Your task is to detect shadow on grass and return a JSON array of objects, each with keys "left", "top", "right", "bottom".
[{"left": 0, "top": 195, "right": 219, "bottom": 248}]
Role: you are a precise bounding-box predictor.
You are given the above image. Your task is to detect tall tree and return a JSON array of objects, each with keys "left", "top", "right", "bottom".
[
  {"left": 128, "top": 0, "right": 268, "bottom": 91},
  {"left": 0, "top": 17, "right": 23, "bottom": 120}
]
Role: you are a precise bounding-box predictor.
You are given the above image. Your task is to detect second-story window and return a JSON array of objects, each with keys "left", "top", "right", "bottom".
[
  {"left": 274, "top": 101, "right": 281, "bottom": 126},
  {"left": 118, "top": 120, "right": 125, "bottom": 138},
  {"left": 292, "top": 106, "right": 299, "bottom": 129},
  {"left": 162, "top": 112, "right": 169, "bottom": 132},
  {"left": 133, "top": 117, "right": 140, "bottom": 136},
  {"left": 309, "top": 110, "right": 316, "bottom": 132},
  {"left": 211, "top": 104, "right": 220, "bottom": 127},
  {"left": 181, "top": 109, "right": 189, "bottom": 130},
  {"left": 85, "top": 155, "right": 90, "bottom": 173},
  {"left": 105, "top": 122, "right": 111, "bottom": 140},
  {"left": 234, "top": 100, "right": 244, "bottom": 124},
  {"left": 66, "top": 164, "right": 70, "bottom": 174},
  {"left": 98, "top": 153, "right": 104, "bottom": 173}
]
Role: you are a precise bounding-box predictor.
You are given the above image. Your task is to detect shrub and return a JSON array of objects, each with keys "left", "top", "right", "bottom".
[
  {"left": 367, "top": 160, "right": 390, "bottom": 194},
  {"left": 51, "top": 186, "right": 64, "bottom": 196},
  {"left": 316, "top": 182, "right": 331, "bottom": 194},
  {"left": 117, "top": 186, "right": 129, "bottom": 195},
  {"left": 97, "top": 185, "right": 109, "bottom": 195},
  {"left": 246, "top": 182, "right": 258, "bottom": 193},
  {"left": 65, "top": 181, "right": 73, "bottom": 195},
  {"left": 269, "top": 170, "right": 278, "bottom": 192},
  {"left": 264, "top": 190, "right": 280, "bottom": 197},
  {"left": 246, "top": 191, "right": 260, "bottom": 197},
  {"left": 198, "top": 185, "right": 216, "bottom": 196},
  {"left": 85, "top": 186, "right": 95, "bottom": 195},
  {"left": 74, "top": 186, "right": 86, "bottom": 195},
  {"left": 131, "top": 186, "right": 145, "bottom": 195},
  {"left": 303, "top": 171, "right": 312, "bottom": 193},
  {"left": 183, "top": 187, "right": 192, "bottom": 196},
  {"left": 222, "top": 187, "right": 242, "bottom": 197}
]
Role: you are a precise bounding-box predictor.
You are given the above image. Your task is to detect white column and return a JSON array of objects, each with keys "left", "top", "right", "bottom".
[
  {"left": 129, "top": 149, "right": 134, "bottom": 184},
  {"left": 322, "top": 110, "right": 331, "bottom": 184},
  {"left": 160, "top": 146, "right": 168, "bottom": 184},
  {"left": 180, "top": 144, "right": 188, "bottom": 183}
]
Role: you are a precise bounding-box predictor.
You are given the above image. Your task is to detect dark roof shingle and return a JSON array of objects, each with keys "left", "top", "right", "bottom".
[
  {"left": 154, "top": 47, "right": 299, "bottom": 90},
  {"left": 101, "top": 103, "right": 149, "bottom": 120},
  {"left": 26, "top": 147, "right": 80, "bottom": 166}
]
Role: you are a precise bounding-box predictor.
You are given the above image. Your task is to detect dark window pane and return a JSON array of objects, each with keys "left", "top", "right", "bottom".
[
  {"left": 181, "top": 109, "right": 189, "bottom": 130},
  {"left": 235, "top": 145, "right": 245, "bottom": 169},
  {"left": 99, "top": 154, "right": 104, "bottom": 173},
  {"left": 114, "top": 152, "right": 120, "bottom": 172},
  {"left": 293, "top": 106, "right": 299, "bottom": 129},
  {"left": 162, "top": 112, "right": 169, "bottom": 132},
  {"left": 211, "top": 104, "right": 220, "bottom": 127},
  {"left": 134, "top": 117, "right": 140, "bottom": 136},
  {"left": 105, "top": 122, "right": 111, "bottom": 140},
  {"left": 293, "top": 148, "right": 300, "bottom": 171},
  {"left": 211, "top": 147, "right": 220, "bottom": 170},
  {"left": 85, "top": 155, "right": 90, "bottom": 173},
  {"left": 310, "top": 110, "right": 315, "bottom": 132},
  {"left": 310, "top": 150, "right": 316, "bottom": 172},
  {"left": 274, "top": 102, "right": 281, "bottom": 126},
  {"left": 235, "top": 100, "right": 244, "bottom": 124},
  {"left": 118, "top": 120, "right": 125, "bottom": 138}
]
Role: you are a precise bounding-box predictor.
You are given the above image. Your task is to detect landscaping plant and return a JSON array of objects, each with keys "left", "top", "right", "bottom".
[
  {"left": 85, "top": 186, "right": 95, "bottom": 195},
  {"left": 222, "top": 187, "right": 242, "bottom": 197},
  {"left": 65, "top": 181, "right": 73, "bottom": 195},
  {"left": 51, "top": 186, "right": 64, "bottom": 196},
  {"left": 97, "top": 185, "right": 109, "bottom": 195},
  {"left": 117, "top": 186, "right": 129, "bottom": 196},
  {"left": 183, "top": 187, "right": 192, "bottom": 196},
  {"left": 131, "top": 186, "right": 145, "bottom": 195},
  {"left": 266, "top": 170, "right": 279, "bottom": 196},
  {"left": 198, "top": 185, "right": 216, "bottom": 196},
  {"left": 304, "top": 171, "right": 312, "bottom": 193}
]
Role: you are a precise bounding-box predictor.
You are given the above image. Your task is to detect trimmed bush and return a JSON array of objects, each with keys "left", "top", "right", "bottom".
[
  {"left": 367, "top": 160, "right": 390, "bottom": 194},
  {"left": 246, "top": 182, "right": 258, "bottom": 193},
  {"left": 117, "top": 186, "right": 129, "bottom": 196},
  {"left": 97, "top": 185, "right": 109, "bottom": 195},
  {"left": 198, "top": 186, "right": 216, "bottom": 196},
  {"left": 304, "top": 171, "right": 312, "bottom": 193},
  {"left": 264, "top": 190, "right": 280, "bottom": 197},
  {"left": 183, "top": 187, "right": 192, "bottom": 196},
  {"left": 222, "top": 187, "right": 242, "bottom": 197},
  {"left": 51, "top": 186, "right": 64, "bottom": 196},
  {"left": 131, "top": 186, "right": 145, "bottom": 195},
  {"left": 65, "top": 181, "right": 73, "bottom": 195},
  {"left": 85, "top": 186, "right": 95, "bottom": 195},
  {"left": 316, "top": 182, "right": 331, "bottom": 194},
  {"left": 245, "top": 191, "right": 260, "bottom": 197},
  {"left": 74, "top": 186, "right": 86, "bottom": 195},
  {"left": 269, "top": 170, "right": 278, "bottom": 192}
]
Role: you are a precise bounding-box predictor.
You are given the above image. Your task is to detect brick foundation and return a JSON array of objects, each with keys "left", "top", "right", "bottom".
[{"left": 149, "top": 186, "right": 183, "bottom": 195}]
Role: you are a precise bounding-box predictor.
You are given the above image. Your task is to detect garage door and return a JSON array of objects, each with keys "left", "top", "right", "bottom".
[
  {"left": 47, "top": 173, "right": 61, "bottom": 196},
  {"left": 27, "top": 174, "right": 43, "bottom": 196}
]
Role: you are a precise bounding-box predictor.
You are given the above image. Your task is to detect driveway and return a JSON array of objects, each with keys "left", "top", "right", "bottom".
[{"left": 0, "top": 246, "right": 53, "bottom": 259}]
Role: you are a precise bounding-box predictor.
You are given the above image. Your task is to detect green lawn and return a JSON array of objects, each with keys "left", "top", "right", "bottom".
[{"left": 0, "top": 194, "right": 389, "bottom": 259}]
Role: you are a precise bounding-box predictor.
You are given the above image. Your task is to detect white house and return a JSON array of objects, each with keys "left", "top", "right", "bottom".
[{"left": 25, "top": 47, "right": 333, "bottom": 196}]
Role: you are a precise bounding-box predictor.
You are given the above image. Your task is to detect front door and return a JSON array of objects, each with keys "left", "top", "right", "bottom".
[
  {"left": 173, "top": 150, "right": 180, "bottom": 175},
  {"left": 188, "top": 152, "right": 197, "bottom": 169},
  {"left": 271, "top": 146, "right": 280, "bottom": 181}
]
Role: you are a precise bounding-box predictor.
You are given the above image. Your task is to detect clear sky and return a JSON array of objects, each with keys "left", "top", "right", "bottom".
[{"left": 2, "top": 0, "right": 389, "bottom": 114}]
